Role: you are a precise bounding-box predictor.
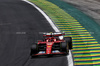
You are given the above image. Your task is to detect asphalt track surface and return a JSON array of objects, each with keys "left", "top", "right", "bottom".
[{"left": 0, "top": 0, "right": 68, "bottom": 66}]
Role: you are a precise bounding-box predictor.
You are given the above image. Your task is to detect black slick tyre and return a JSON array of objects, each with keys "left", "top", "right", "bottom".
[
  {"left": 60, "top": 42, "right": 69, "bottom": 55},
  {"left": 30, "top": 44, "right": 38, "bottom": 56},
  {"left": 64, "top": 37, "right": 72, "bottom": 49}
]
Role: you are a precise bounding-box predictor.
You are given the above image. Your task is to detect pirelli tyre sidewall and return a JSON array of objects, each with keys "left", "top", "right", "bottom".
[
  {"left": 64, "top": 37, "right": 72, "bottom": 49},
  {"left": 30, "top": 44, "right": 38, "bottom": 55},
  {"left": 60, "top": 42, "right": 69, "bottom": 54}
]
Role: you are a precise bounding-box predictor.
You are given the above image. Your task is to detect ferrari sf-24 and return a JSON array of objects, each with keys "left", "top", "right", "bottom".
[{"left": 30, "top": 32, "right": 72, "bottom": 57}]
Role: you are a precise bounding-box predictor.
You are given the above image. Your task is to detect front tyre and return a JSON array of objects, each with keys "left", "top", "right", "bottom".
[
  {"left": 30, "top": 44, "right": 38, "bottom": 56},
  {"left": 60, "top": 42, "right": 69, "bottom": 55},
  {"left": 64, "top": 37, "right": 72, "bottom": 49}
]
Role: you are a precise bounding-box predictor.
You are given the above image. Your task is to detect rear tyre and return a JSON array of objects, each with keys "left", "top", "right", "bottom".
[
  {"left": 60, "top": 42, "right": 69, "bottom": 55},
  {"left": 64, "top": 37, "right": 72, "bottom": 49},
  {"left": 30, "top": 44, "right": 38, "bottom": 56}
]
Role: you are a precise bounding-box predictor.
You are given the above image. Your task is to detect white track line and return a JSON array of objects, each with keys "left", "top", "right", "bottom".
[
  {"left": 22, "top": 0, "right": 59, "bottom": 32},
  {"left": 22, "top": 0, "right": 74, "bottom": 66}
]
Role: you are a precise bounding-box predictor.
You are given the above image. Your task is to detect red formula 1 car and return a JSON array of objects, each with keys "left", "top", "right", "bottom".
[{"left": 30, "top": 32, "right": 72, "bottom": 57}]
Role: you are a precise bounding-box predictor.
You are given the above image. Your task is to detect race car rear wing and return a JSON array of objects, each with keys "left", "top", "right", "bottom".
[{"left": 41, "top": 32, "right": 65, "bottom": 37}]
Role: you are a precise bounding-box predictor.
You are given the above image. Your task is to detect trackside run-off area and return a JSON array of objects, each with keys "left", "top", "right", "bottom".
[{"left": 28, "top": 0, "right": 100, "bottom": 66}]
